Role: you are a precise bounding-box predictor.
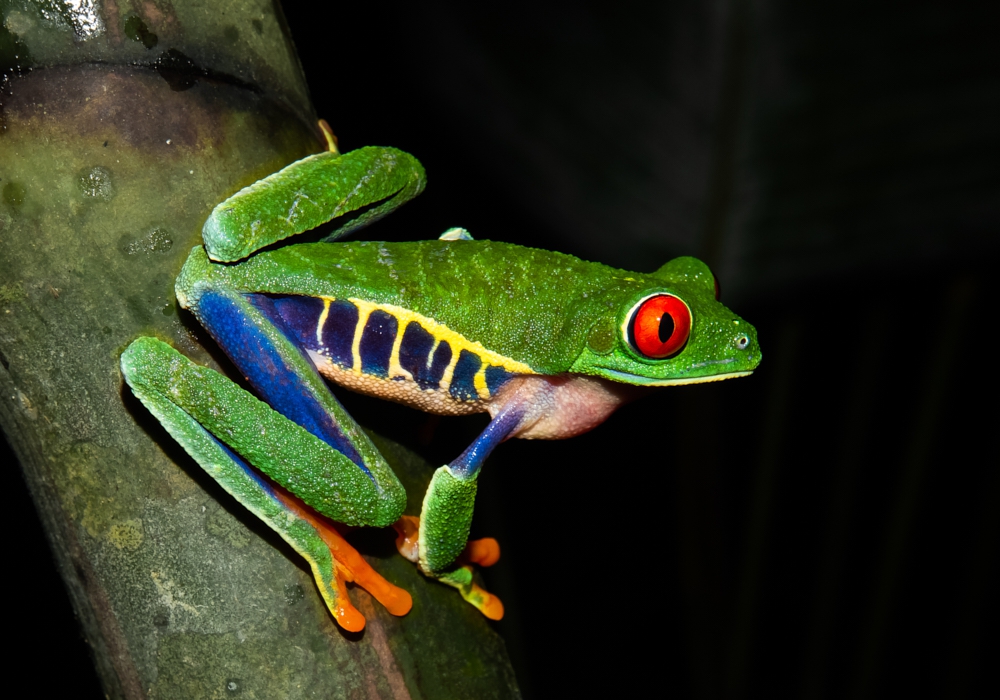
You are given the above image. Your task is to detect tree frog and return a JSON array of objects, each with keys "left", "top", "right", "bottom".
[{"left": 120, "top": 123, "right": 761, "bottom": 632}]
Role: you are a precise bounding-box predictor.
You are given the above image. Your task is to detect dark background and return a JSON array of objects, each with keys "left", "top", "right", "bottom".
[{"left": 7, "top": 1, "right": 997, "bottom": 697}]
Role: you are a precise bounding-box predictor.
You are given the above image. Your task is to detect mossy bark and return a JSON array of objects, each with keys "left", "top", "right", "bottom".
[{"left": 0, "top": 3, "right": 519, "bottom": 698}]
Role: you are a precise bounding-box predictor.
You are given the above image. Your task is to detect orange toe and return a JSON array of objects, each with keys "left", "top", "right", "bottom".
[
  {"left": 354, "top": 565, "right": 413, "bottom": 617},
  {"left": 479, "top": 591, "right": 505, "bottom": 621},
  {"left": 393, "top": 515, "right": 420, "bottom": 563},
  {"left": 467, "top": 581, "right": 504, "bottom": 620},
  {"left": 331, "top": 577, "right": 367, "bottom": 632},
  {"left": 464, "top": 537, "right": 501, "bottom": 567}
]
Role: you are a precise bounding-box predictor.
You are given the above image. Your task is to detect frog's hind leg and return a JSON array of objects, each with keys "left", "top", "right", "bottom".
[
  {"left": 120, "top": 337, "right": 411, "bottom": 632},
  {"left": 175, "top": 280, "right": 408, "bottom": 528},
  {"left": 188, "top": 278, "right": 507, "bottom": 617}
]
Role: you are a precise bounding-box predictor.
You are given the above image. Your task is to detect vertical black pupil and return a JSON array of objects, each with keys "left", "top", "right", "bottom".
[{"left": 658, "top": 312, "right": 675, "bottom": 343}]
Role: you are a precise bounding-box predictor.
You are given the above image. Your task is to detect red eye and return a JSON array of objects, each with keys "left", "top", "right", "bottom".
[{"left": 628, "top": 294, "right": 691, "bottom": 359}]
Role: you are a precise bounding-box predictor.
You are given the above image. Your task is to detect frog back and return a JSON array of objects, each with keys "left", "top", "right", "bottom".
[{"left": 223, "top": 239, "right": 642, "bottom": 375}]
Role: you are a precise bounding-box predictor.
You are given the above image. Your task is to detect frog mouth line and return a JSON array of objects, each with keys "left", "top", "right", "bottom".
[{"left": 594, "top": 365, "right": 754, "bottom": 386}]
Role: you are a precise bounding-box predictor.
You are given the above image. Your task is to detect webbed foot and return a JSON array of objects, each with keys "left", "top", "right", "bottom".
[
  {"left": 275, "top": 487, "right": 411, "bottom": 632},
  {"left": 393, "top": 514, "right": 504, "bottom": 620}
]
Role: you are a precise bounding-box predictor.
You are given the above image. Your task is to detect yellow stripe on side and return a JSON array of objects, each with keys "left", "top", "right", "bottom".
[
  {"left": 437, "top": 346, "right": 463, "bottom": 394},
  {"left": 343, "top": 298, "right": 536, "bottom": 391},
  {"left": 315, "top": 298, "right": 331, "bottom": 346},
  {"left": 350, "top": 303, "right": 374, "bottom": 374},
  {"left": 426, "top": 339, "right": 440, "bottom": 370},
  {"left": 387, "top": 317, "right": 414, "bottom": 382},
  {"left": 473, "top": 365, "right": 489, "bottom": 399}
]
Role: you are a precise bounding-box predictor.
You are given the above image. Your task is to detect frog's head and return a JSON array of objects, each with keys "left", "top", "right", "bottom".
[{"left": 571, "top": 256, "right": 761, "bottom": 386}]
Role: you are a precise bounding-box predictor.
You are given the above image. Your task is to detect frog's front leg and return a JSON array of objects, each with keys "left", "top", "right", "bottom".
[
  {"left": 203, "top": 142, "right": 425, "bottom": 262},
  {"left": 392, "top": 402, "right": 526, "bottom": 620},
  {"left": 401, "top": 373, "right": 638, "bottom": 619}
]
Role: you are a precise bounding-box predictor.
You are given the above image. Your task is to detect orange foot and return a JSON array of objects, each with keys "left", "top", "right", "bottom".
[
  {"left": 273, "top": 488, "right": 412, "bottom": 632},
  {"left": 393, "top": 515, "right": 504, "bottom": 620}
]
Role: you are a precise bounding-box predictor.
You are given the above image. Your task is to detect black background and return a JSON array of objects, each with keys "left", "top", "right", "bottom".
[{"left": 6, "top": 1, "right": 997, "bottom": 697}]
